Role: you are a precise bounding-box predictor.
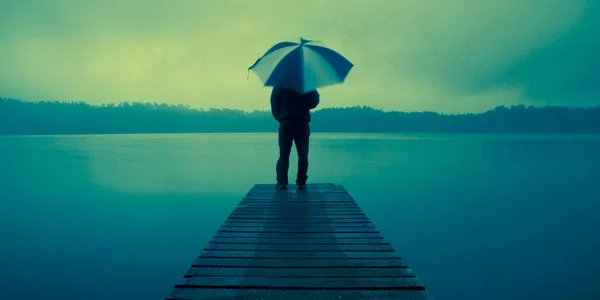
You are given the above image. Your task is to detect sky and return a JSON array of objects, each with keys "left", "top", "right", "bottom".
[{"left": 0, "top": 0, "right": 598, "bottom": 113}]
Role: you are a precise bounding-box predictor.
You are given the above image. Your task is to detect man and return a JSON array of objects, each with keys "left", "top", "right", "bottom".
[{"left": 270, "top": 86, "right": 320, "bottom": 190}]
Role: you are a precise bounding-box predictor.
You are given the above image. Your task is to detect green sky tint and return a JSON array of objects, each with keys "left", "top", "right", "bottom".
[{"left": 1, "top": 0, "right": 598, "bottom": 113}]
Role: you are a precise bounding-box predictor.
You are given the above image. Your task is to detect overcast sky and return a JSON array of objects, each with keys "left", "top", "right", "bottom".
[{"left": 1, "top": 0, "right": 598, "bottom": 113}]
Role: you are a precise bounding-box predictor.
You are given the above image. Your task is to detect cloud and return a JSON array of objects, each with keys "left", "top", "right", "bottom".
[
  {"left": 0, "top": 0, "right": 597, "bottom": 113},
  {"left": 491, "top": 1, "right": 600, "bottom": 106}
]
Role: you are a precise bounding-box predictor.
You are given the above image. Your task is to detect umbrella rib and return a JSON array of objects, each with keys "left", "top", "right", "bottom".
[
  {"left": 264, "top": 46, "right": 303, "bottom": 92},
  {"left": 249, "top": 42, "right": 299, "bottom": 71},
  {"left": 304, "top": 44, "right": 354, "bottom": 81},
  {"left": 300, "top": 45, "right": 306, "bottom": 93}
]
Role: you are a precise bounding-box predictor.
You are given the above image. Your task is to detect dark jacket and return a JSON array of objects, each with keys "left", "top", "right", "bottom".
[{"left": 270, "top": 87, "right": 320, "bottom": 123}]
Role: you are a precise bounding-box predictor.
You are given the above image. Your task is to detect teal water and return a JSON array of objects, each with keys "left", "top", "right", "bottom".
[{"left": 1, "top": 133, "right": 599, "bottom": 300}]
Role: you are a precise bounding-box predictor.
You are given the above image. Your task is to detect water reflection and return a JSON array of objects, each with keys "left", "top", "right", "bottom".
[{"left": 0, "top": 133, "right": 599, "bottom": 300}]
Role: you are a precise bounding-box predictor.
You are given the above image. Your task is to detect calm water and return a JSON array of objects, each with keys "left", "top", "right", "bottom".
[{"left": 1, "top": 133, "right": 599, "bottom": 300}]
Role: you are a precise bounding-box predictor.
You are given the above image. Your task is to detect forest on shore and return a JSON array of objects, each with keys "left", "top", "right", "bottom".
[{"left": 1, "top": 98, "right": 599, "bottom": 134}]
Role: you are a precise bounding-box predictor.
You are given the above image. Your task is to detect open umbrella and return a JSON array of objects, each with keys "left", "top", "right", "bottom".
[{"left": 248, "top": 37, "right": 353, "bottom": 94}]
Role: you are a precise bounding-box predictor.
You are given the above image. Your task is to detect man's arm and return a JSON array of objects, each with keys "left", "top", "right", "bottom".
[
  {"left": 270, "top": 88, "right": 280, "bottom": 120},
  {"left": 307, "top": 90, "right": 320, "bottom": 109}
]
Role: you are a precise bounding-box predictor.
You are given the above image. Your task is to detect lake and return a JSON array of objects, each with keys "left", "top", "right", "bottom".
[{"left": 1, "top": 133, "right": 599, "bottom": 300}]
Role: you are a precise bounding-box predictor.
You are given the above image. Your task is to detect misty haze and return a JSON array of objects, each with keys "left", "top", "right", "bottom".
[{"left": 1, "top": 1, "right": 599, "bottom": 300}]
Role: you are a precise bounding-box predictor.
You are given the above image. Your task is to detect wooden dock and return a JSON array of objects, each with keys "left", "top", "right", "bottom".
[{"left": 166, "top": 183, "right": 428, "bottom": 299}]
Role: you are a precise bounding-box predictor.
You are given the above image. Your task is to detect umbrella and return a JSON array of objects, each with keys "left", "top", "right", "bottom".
[{"left": 248, "top": 37, "right": 353, "bottom": 94}]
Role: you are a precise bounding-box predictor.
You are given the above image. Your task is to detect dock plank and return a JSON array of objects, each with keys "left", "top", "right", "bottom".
[
  {"left": 165, "top": 183, "right": 428, "bottom": 300},
  {"left": 233, "top": 206, "right": 363, "bottom": 211},
  {"left": 179, "top": 276, "right": 424, "bottom": 289},
  {"left": 204, "top": 242, "right": 394, "bottom": 252},
  {"left": 229, "top": 212, "right": 367, "bottom": 217},
  {"left": 220, "top": 218, "right": 373, "bottom": 223},
  {"left": 221, "top": 222, "right": 376, "bottom": 228},
  {"left": 217, "top": 227, "right": 377, "bottom": 233},
  {"left": 192, "top": 257, "right": 406, "bottom": 268},
  {"left": 198, "top": 250, "right": 399, "bottom": 259},
  {"left": 185, "top": 267, "right": 414, "bottom": 278},
  {"left": 213, "top": 232, "right": 383, "bottom": 239},
  {"left": 239, "top": 200, "right": 357, "bottom": 204},
  {"left": 234, "top": 207, "right": 362, "bottom": 211},
  {"left": 168, "top": 289, "right": 426, "bottom": 300},
  {"left": 226, "top": 215, "right": 370, "bottom": 220},
  {"left": 209, "top": 237, "right": 387, "bottom": 244},
  {"left": 236, "top": 204, "right": 361, "bottom": 209}
]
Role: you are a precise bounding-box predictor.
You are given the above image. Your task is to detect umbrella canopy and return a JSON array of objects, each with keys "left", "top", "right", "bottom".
[{"left": 248, "top": 37, "right": 353, "bottom": 94}]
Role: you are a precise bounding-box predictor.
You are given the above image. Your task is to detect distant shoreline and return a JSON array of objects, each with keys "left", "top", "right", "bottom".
[
  {"left": 3, "top": 132, "right": 600, "bottom": 137},
  {"left": 2, "top": 98, "right": 600, "bottom": 135}
]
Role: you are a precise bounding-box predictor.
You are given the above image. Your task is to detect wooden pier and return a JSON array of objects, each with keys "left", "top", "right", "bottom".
[{"left": 166, "top": 183, "right": 427, "bottom": 299}]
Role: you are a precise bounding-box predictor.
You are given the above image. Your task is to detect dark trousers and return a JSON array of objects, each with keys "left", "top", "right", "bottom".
[{"left": 276, "top": 120, "right": 310, "bottom": 185}]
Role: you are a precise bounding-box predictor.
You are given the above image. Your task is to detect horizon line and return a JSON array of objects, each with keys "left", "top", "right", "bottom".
[{"left": 2, "top": 96, "right": 600, "bottom": 115}]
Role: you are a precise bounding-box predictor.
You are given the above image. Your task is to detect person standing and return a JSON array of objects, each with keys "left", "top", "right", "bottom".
[{"left": 270, "top": 87, "right": 320, "bottom": 190}]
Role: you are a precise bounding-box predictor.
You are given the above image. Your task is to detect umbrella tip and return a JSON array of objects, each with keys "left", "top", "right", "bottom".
[{"left": 300, "top": 37, "right": 311, "bottom": 44}]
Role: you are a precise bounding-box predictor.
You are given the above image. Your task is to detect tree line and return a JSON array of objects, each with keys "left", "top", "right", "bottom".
[{"left": 1, "top": 97, "right": 599, "bottom": 134}]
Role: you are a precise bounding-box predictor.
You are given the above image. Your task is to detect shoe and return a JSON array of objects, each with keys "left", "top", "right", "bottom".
[
  {"left": 297, "top": 183, "right": 307, "bottom": 190},
  {"left": 276, "top": 183, "right": 288, "bottom": 190}
]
